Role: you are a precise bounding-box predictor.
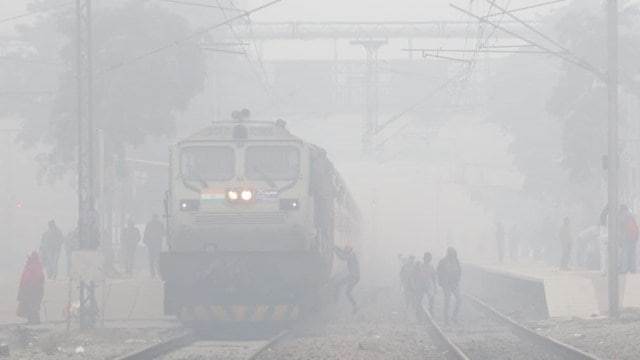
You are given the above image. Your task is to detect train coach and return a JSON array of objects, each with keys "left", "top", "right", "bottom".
[{"left": 160, "top": 111, "right": 361, "bottom": 326}]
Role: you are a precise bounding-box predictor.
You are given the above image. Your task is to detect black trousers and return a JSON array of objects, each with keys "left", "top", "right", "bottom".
[{"left": 336, "top": 275, "right": 359, "bottom": 310}]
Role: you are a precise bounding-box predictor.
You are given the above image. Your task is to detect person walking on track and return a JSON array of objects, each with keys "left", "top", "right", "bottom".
[
  {"left": 437, "top": 247, "right": 461, "bottom": 326},
  {"left": 413, "top": 252, "right": 438, "bottom": 323}
]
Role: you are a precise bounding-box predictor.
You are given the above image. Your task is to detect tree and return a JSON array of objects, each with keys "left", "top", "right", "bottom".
[
  {"left": 486, "top": 53, "right": 567, "bottom": 202},
  {"left": 547, "top": 1, "right": 640, "bottom": 210},
  {"left": 0, "top": 1, "right": 207, "bottom": 181},
  {"left": 486, "top": 0, "right": 640, "bottom": 221}
]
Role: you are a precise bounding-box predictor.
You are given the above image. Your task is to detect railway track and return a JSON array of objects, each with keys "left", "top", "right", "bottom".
[
  {"left": 423, "top": 295, "right": 602, "bottom": 360},
  {"left": 116, "top": 329, "right": 289, "bottom": 360},
  {"left": 0, "top": 317, "right": 179, "bottom": 330}
]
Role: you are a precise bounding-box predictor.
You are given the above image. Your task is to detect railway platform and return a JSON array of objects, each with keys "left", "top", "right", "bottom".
[
  {"left": 0, "top": 274, "right": 165, "bottom": 324},
  {"left": 466, "top": 257, "right": 640, "bottom": 318}
]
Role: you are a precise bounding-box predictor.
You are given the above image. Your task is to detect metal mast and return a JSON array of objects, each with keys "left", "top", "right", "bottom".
[
  {"left": 607, "top": 0, "right": 619, "bottom": 319},
  {"left": 76, "top": 0, "right": 95, "bottom": 251},
  {"left": 351, "top": 40, "right": 386, "bottom": 153}
]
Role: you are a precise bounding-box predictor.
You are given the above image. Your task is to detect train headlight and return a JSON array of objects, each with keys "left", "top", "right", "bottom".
[
  {"left": 179, "top": 199, "right": 200, "bottom": 211},
  {"left": 241, "top": 189, "right": 253, "bottom": 201},
  {"left": 279, "top": 199, "right": 299, "bottom": 210},
  {"left": 226, "top": 189, "right": 239, "bottom": 201}
]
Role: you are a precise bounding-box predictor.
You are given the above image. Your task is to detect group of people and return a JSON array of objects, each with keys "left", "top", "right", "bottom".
[
  {"left": 495, "top": 204, "right": 640, "bottom": 274},
  {"left": 15, "top": 214, "right": 166, "bottom": 324},
  {"left": 36, "top": 214, "right": 166, "bottom": 279},
  {"left": 400, "top": 247, "right": 461, "bottom": 326},
  {"left": 120, "top": 214, "right": 166, "bottom": 277}
]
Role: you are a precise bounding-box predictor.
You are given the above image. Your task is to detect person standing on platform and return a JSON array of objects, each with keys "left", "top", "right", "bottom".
[
  {"left": 64, "top": 228, "right": 78, "bottom": 277},
  {"left": 509, "top": 225, "right": 520, "bottom": 261},
  {"left": 619, "top": 205, "right": 638, "bottom": 274},
  {"left": 496, "top": 222, "right": 505, "bottom": 264},
  {"left": 40, "top": 220, "right": 63, "bottom": 279},
  {"left": 559, "top": 217, "right": 573, "bottom": 270},
  {"left": 143, "top": 214, "right": 165, "bottom": 278},
  {"left": 437, "top": 247, "right": 461, "bottom": 325},
  {"left": 17, "top": 252, "right": 45, "bottom": 324},
  {"left": 121, "top": 219, "right": 141, "bottom": 275}
]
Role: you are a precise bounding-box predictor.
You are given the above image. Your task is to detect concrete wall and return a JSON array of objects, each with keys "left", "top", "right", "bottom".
[{"left": 463, "top": 264, "right": 549, "bottom": 320}]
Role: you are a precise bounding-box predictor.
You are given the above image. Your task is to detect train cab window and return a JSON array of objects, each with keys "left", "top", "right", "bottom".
[
  {"left": 180, "top": 146, "right": 234, "bottom": 181},
  {"left": 245, "top": 146, "right": 299, "bottom": 181}
]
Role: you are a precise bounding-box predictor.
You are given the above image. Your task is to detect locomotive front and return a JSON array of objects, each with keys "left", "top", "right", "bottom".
[{"left": 160, "top": 119, "right": 335, "bottom": 325}]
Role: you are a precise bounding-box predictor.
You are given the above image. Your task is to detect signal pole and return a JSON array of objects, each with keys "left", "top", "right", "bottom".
[{"left": 607, "top": 0, "right": 619, "bottom": 319}]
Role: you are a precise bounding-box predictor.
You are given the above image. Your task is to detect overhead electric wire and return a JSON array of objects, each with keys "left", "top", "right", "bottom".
[
  {"left": 482, "top": 0, "right": 509, "bottom": 45},
  {"left": 98, "top": 0, "right": 284, "bottom": 75},
  {"left": 484, "top": 0, "right": 567, "bottom": 18},
  {"left": 450, "top": 3, "right": 604, "bottom": 78},
  {"left": 0, "top": 1, "right": 73, "bottom": 24},
  {"left": 375, "top": 67, "right": 471, "bottom": 135},
  {"left": 423, "top": 53, "right": 471, "bottom": 63},
  {"left": 483, "top": 0, "right": 598, "bottom": 75},
  {"left": 158, "top": 0, "right": 243, "bottom": 11},
  {"left": 215, "top": 0, "right": 273, "bottom": 99},
  {"left": 0, "top": 56, "right": 64, "bottom": 66},
  {"left": 374, "top": 69, "right": 472, "bottom": 149},
  {"left": 405, "top": 48, "right": 558, "bottom": 54}
]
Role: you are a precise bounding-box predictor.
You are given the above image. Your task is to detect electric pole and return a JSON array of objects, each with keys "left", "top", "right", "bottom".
[
  {"left": 350, "top": 40, "right": 386, "bottom": 153},
  {"left": 77, "top": 0, "right": 94, "bottom": 251},
  {"left": 76, "top": 0, "right": 98, "bottom": 329},
  {"left": 607, "top": 0, "right": 619, "bottom": 319}
]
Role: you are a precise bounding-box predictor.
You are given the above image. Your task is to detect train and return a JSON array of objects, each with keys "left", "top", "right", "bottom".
[{"left": 160, "top": 111, "right": 361, "bottom": 326}]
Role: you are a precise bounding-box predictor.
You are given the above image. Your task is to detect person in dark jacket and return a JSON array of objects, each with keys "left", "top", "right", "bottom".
[
  {"left": 143, "top": 214, "right": 165, "bottom": 278},
  {"left": 412, "top": 252, "right": 437, "bottom": 323},
  {"left": 400, "top": 255, "right": 417, "bottom": 309},
  {"left": 496, "top": 222, "right": 505, "bottom": 264},
  {"left": 437, "top": 247, "right": 461, "bottom": 325},
  {"left": 121, "top": 219, "right": 141, "bottom": 275},
  {"left": 334, "top": 245, "right": 360, "bottom": 313},
  {"left": 40, "top": 220, "right": 63, "bottom": 279},
  {"left": 64, "top": 228, "right": 78, "bottom": 277},
  {"left": 559, "top": 217, "right": 572, "bottom": 270}
]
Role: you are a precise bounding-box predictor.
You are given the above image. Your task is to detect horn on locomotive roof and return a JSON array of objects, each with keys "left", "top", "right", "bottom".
[
  {"left": 231, "top": 108, "right": 252, "bottom": 122},
  {"left": 275, "top": 118, "right": 287, "bottom": 128}
]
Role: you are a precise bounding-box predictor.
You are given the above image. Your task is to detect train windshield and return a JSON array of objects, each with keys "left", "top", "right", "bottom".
[
  {"left": 180, "top": 146, "right": 235, "bottom": 181},
  {"left": 245, "top": 146, "right": 300, "bottom": 181}
]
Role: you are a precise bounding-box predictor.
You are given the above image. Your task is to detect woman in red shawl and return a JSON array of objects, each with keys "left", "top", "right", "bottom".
[{"left": 17, "top": 252, "right": 45, "bottom": 324}]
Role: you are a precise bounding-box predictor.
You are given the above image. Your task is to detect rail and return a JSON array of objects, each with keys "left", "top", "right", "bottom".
[
  {"left": 116, "top": 332, "right": 198, "bottom": 360},
  {"left": 117, "top": 330, "right": 289, "bottom": 360},
  {"left": 466, "top": 296, "right": 602, "bottom": 360},
  {"left": 423, "top": 296, "right": 602, "bottom": 360},
  {"left": 246, "top": 330, "right": 290, "bottom": 359},
  {"left": 422, "top": 308, "right": 470, "bottom": 360}
]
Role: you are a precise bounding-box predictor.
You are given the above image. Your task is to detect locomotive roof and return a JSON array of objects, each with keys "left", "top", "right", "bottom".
[{"left": 179, "top": 121, "right": 305, "bottom": 143}]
